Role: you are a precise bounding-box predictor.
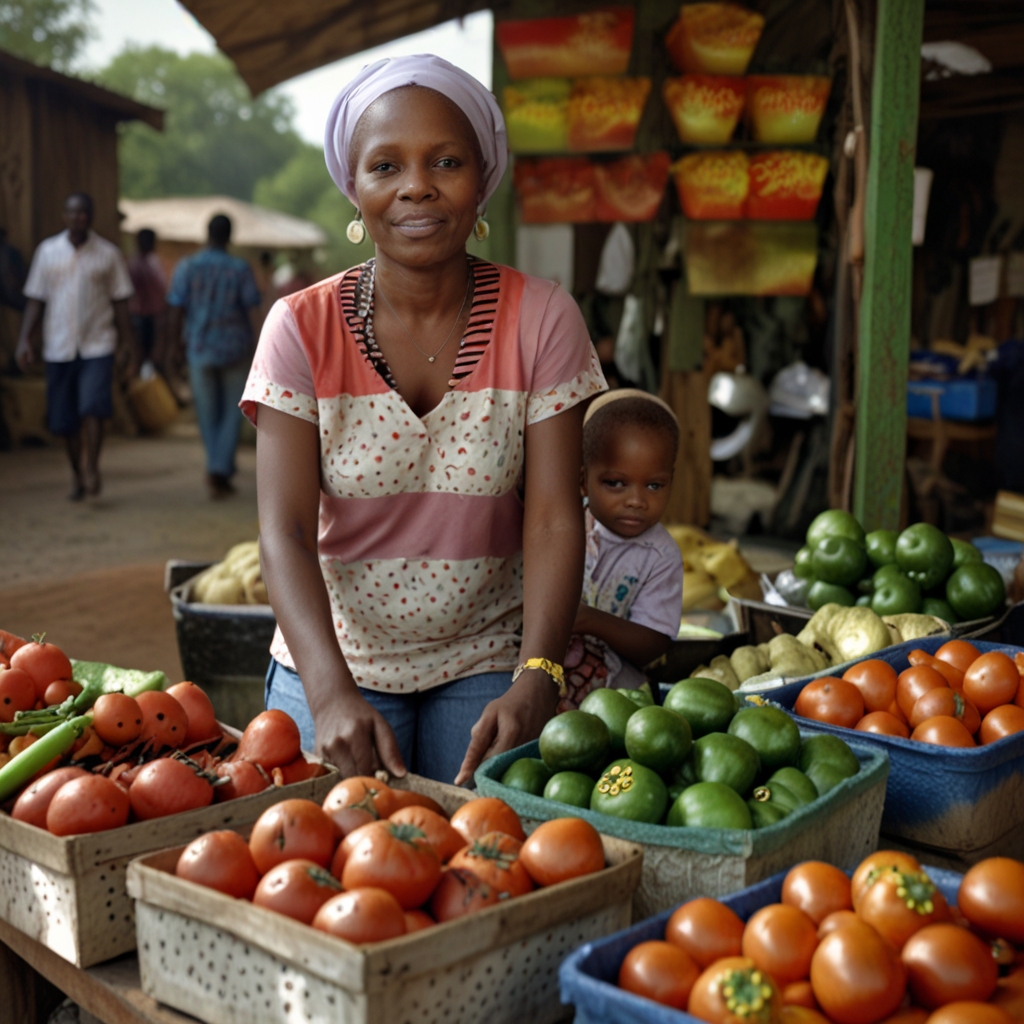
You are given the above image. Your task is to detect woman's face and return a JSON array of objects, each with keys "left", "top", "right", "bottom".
[{"left": 351, "top": 87, "right": 484, "bottom": 268}]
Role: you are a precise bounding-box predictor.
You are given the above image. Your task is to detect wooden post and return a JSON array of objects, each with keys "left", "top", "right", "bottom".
[{"left": 852, "top": 0, "right": 925, "bottom": 530}]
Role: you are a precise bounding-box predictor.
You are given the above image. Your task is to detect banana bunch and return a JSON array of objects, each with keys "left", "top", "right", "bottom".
[
  {"left": 668, "top": 525, "right": 762, "bottom": 611},
  {"left": 191, "top": 541, "right": 268, "bottom": 606},
  {"left": 691, "top": 603, "right": 948, "bottom": 689}
]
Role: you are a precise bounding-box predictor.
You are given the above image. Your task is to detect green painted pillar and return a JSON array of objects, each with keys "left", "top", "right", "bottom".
[{"left": 852, "top": 0, "right": 925, "bottom": 531}]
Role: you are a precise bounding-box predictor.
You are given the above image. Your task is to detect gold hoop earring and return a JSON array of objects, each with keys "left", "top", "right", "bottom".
[
  {"left": 346, "top": 211, "right": 365, "bottom": 245},
  {"left": 474, "top": 215, "right": 490, "bottom": 242}
]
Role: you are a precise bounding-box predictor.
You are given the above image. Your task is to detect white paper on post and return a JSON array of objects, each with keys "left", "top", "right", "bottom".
[{"left": 969, "top": 255, "right": 1002, "bottom": 306}]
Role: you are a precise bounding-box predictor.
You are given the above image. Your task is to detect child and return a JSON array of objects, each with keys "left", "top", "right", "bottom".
[{"left": 559, "top": 389, "right": 684, "bottom": 710}]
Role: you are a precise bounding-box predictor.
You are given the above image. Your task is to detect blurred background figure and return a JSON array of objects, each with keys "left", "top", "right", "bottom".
[
  {"left": 15, "top": 192, "right": 137, "bottom": 500},
  {"left": 167, "top": 213, "right": 260, "bottom": 500},
  {"left": 127, "top": 228, "right": 167, "bottom": 372}
]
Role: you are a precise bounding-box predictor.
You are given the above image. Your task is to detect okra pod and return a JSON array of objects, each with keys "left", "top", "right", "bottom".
[{"left": 0, "top": 715, "right": 92, "bottom": 803}]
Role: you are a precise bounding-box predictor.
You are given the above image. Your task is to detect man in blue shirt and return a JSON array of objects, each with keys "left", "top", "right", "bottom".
[{"left": 167, "top": 214, "right": 260, "bottom": 498}]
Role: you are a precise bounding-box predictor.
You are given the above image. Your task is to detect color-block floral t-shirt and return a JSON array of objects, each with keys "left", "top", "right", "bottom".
[{"left": 241, "top": 258, "right": 606, "bottom": 693}]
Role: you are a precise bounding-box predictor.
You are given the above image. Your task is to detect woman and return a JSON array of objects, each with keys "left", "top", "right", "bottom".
[{"left": 242, "top": 56, "right": 606, "bottom": 785}]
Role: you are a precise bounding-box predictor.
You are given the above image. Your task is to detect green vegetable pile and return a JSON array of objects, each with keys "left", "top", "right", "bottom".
[
  {"left": 793, "top": 510, "right": 1005, "bottom": 624},
  {"left": 499, "top": 681, "right": 860, "bottom": 831}
]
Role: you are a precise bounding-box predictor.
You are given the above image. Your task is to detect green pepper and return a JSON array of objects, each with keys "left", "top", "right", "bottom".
[{"left": 0, "top": 715, "right": 92, "bottom": 802}]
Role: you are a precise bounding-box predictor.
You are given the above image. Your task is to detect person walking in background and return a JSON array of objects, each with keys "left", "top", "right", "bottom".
[
  {"left": 15, "top": 193, "right": 137, "bottom": 500},
  {"left": 167, "top": 214, "right": 260, "bottom": 499},
  {"left": 127, "top": 228, "right": 166, "bottom": 369}
]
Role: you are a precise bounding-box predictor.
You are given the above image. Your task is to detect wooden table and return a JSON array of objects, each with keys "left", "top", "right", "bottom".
[{"left": 0, "top": 918, "right": 192, "bottom": 1024}]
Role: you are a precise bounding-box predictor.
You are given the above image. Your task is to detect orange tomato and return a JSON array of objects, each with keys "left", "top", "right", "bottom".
[
  {"left": 859, "top": 869, "right": 950, "bottom": 950},
  {"left": 387, "top": 788, "right": 447, "bottom": 816},
  {"left": 519, "top": 817, "right": 605, "bottom": 887},
  {"left": 135, "top": 690, "right": 189, "bottom": 750},
  {"left": 91, "top": 693, "right": 144, "bottom": 747},
  {"left": 429, "top": 866, "right": 501, "bottom": 922},
  {"left": 907, "top": 650, "right": 965, "bottom": 691},
  {"left": 852, "top": 851, "right": 922, "bottom": 910},
  {"left": 341, "top": 820, "right": 442, "bottom": 910},
  {"left": 842, "top": 660, "right": 899, "bottom": 713},
  {"left": 887, "top": 700, "right": 910, "bottom": 726},
  {"left": 911, "top": 716, "right": 976, "bottom": 747},
  {"left": 689, "top": 956, "right": 782, "bottom": 1024},
  {"left": 909, "top": 688, "right": 978, "bottom": 732},
  {"left": 312, "top": 887, "right": 407, "bottom": 943},
  {"left": 742, "top": 903, "right": 819, "bottom": 986},
  {"left": 924, "top": 1003, "right": 1014, "bottom": 1024},
  {"left": 879, "top": 1010, "right": 928, "bottom": 1024},
  {"left": 665, "top": 898, "right": 745, "bottom": 968},
  {"left": 166, "top": 681, "right": 221, "bottom": 744},
  {"left": 963, "top": 653, "right": 1020, "bottom": 716},
  {"left": 782, "top": 981, "right": 818, "bottom": 1009},
  {"left": 897, "top": 666, "right": 949, "bottom": 720},
  {"left": 450, "top": 797, "right": 525, "bottom": 843},
  {"left": 11, "top": 766, "right": 88, "bottom": 828},
  {"left": 901, "top": 923, "right": 998, "bottom": 1009},
  {"left": 448, "top": 831, "right": 533, "bottom": 897},
  {"left": 323, "top": 776, "right": 395, "bottom": 820},
  {"left": 249, "top": 798, "right": 338, "bottom": 874},
  {"left": 979, "top": 704, "right": 1024, "bottom": 744},
  {"left": 619, "top": 940, "right": 701, "bottom": 1010},
  {"left": 389, "top": 805, "right": 464, "bottom": 862},
  {"left": 782, "top": 861, "right": 853, "bottom": 925},
  {"left": 176, "top": 831, "right": 261, "bottom": 900},
  {"left": 404, "top": 909, "right": 435, "bottom": 932},
  {"left": 934, "top": 640, "right": 981, "bottom": 675},
  {"left": 856, "top": 711, "right": 910, "bottom": 739},
  {"left": 796, "top": 678, "right": 865, "bottom": 728},
  {"left": 818, "top": 910, "right": 860, "bottom": 938},
  {"left": 958, "top": 857, "right": 1024, "bottom": 943}
]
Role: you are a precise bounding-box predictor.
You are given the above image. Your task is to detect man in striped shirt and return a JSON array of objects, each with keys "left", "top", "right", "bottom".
[{"left": 16, "top": 193, "right": 137, "bottom": 500}]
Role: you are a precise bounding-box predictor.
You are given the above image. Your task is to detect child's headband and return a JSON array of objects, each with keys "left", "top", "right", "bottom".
[{"left": 584, "top": 388, "right": 680, "bottom": 427}]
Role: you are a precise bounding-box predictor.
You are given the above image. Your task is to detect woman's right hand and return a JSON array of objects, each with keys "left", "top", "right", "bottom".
[{"left": 312, "top": 693, "right": 407, "bottom": 779}]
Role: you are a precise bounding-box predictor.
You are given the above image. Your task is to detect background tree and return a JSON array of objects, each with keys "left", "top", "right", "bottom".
[
  {"left": 98, "top": 46, "right": 303, "bottom": 201},
  {"left": 0, "top": 0, "right": 94, "bottom": 72}
]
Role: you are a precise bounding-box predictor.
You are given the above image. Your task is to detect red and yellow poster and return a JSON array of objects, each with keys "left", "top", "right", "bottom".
[
  {"left": 665, "top": 3, "right": 765, "bottom": 76},
  {"left": 663, "top": 75, "right": 746, "bottom": 145},
  {"left": 746, "top": 75, "right": 832, "bottom": 144}
]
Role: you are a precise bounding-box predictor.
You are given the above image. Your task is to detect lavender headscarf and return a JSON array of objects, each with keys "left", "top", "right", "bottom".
[{"left": 324, "top": 54, "right": 508, "bottom": 215}]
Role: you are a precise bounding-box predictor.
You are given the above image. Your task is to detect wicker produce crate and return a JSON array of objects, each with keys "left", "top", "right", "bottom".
[
  {"left": 476, "top": 733, "right": 887, "bottom": 921},
  {"left": 762, "top": 637, "right": 1024, "bottom": 868},
  {"left": 0, "top": 760, "right": 336, "bottom": 968},
  {"left": 127, "top": 774, "right": 645, "bottom": 1024},
  {"left": 559, "top": 865, "right": 962, "bottom": 1024},
  {"left": 165, "top": 560, "right": 276, "bottom": 728}
]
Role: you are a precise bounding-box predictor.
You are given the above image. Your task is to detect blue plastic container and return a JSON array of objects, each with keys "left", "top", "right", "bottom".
[
  {"left": 560, "top": 867, "right": 963, "bottom": 1024},
  {"left": 907, "top": 378, "right": 996, "bottom": 421},
  {"left": 762, "top": 637, "right": 1024, "bottom": 862}
]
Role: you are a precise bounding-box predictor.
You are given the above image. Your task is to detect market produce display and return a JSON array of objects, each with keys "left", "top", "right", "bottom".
[
  {"left": 175, "top": 779, "right": 608, "bottom": 943},
  {"left": 793, "top": 639, "right": 1024, "bottom": 746},
  {"left": 502, "top": 683, "right": 861, "bottom": 831},
  {"left": 787, "top": 510, "right": 1006, "bottom": 623},
  {"left": 189, "top": 540, "right": 267, "bottom": 605},
  {"left": 693, "top": 602, "right": 948, "bottom": 691},
  {"left": 668, "top": 525, "right": 762, "bottom": 613},
  {"left": 0, "top": 630, "right": 323, "bottom": 831},
  {"left": 615, "top": 851, "right": 1024, "bottom": 1024}
]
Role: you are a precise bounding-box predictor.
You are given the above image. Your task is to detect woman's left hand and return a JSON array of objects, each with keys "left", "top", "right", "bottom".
[{"left": 454, "top": 669, "right": 558, "bottom": 785}]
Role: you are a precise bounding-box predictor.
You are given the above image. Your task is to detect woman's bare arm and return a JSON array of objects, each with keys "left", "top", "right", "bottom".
[
  {"left": 256, "top": 405, "right": 405, "bottom": 776},
  {"left": 455, "top": 404, "right": 585, "bottom": 784},
  {"left": 573, "top": 604, "right": 672, "bottom": 667}
]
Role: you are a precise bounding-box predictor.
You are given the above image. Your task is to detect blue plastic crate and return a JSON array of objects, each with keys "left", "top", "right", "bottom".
[
  {"left": 907, "top": 378, "right": 996, "bottom": 421},
  {"left": 762, "top": 638, "right": 1024, "bottom": 860},
  {"left": 560, "top": 867, "right": 963, "bottom": 1024}
]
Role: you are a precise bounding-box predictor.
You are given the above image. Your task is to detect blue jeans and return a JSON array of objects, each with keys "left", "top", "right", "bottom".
[
  {"left": 264, "top": 659, "right": 514, "bottom": 785},
  {"left": 189, "top": 359, "right": 249, "bottom": 477}
]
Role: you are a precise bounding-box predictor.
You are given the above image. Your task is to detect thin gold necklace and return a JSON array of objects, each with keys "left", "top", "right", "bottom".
[{"left": 374, "top": 264, "right": 472, "bottom": 364}]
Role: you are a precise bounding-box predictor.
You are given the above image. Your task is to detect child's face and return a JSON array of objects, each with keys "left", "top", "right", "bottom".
[{"left": 583, "top": 427, "right": 675, "bottom": 539}]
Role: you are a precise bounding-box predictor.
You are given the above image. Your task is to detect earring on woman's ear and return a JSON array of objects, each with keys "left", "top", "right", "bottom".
[
  {"left": 474, "top": 214, "right": 490, "bottom": 242},
  {"left": 346, "top": 210, "right": 366, "bottom": 245}
]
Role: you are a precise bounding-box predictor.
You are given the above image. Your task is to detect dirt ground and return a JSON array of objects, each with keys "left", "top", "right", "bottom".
[{"left": 0, "top": 415, "right": 259, "bottom": 681}]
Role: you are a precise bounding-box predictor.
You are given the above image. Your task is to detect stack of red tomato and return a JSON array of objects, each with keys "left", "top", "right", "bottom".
[
  {"left": 175, "top": 775, "right": 607, "bottom": 944},
  {"left": 794, "top": 640, "right": 1024, "bottom": 747},
  {"left": 618, "top": 851, "right": 1024, "bottom": 1024}
]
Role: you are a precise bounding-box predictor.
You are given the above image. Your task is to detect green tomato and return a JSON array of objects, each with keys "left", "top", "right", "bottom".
[
  {"left": 692, "top": 732, "right": 760, "bottom": 794},
  {"left": 873, "top": 562, "right": 904, "bottom": 588},
  {"left": 921, "top": 597, "right": 958, "bottom": 625},
  {"left": 624, "top": 706, "right": 692, "bottom": 774},
  {"left": 751, "top": 779, "right": 802, "bottom": 815},
  {"left": 865, "top": 529, "right": 899, "bottom": 568},
  {"left": 870, "top": 571, "right": 922, "bottom": 616},
  {"left": 895, "top": 523, "right": 954, "bottom": 591},
  {"left": 951, "top": 537, "right": 983, "bottom": 569},
  {"left": 667, "top": 781, "right": 753, "bottom": 829},
  {"left": 543, "top": 771, "right": 595, "bottom": 808},
  {"left": 663, "top": 677, "right": 738, "bottom": 738},
  {"left": 728, "top": 706, "right": 802, "bottom": 772},
  {"left": 667, "top": 756, "right": 698, "bottom": 802},
  {"left": 748, "top": 798, "right": 790, "bottom": 828},
  {"left": 590, "top": 759, "right": 668, "bottom": 823},
  {"left": 811, "top": 536, "right": 868, "bottom": 587},
  {"left": 500, "top": 757, "right": 552, "bottom": 796},
  {"left": 579, "top": 688, "right": 638, "bottom": 756},
  {"left": 799, "top": 734, "right": 860, "bottom": 789},
  {"left": 538, "top": 711, "right": 609, "bottom": 775},
  {"left": 806, "top": 509, "right": 866, "bottom": 550},
  {"left": 619, "top": 685, "right": 655, "bottom": 708},
  {"left": 767, "top": 766, "right": 818, "bottom": 805},
  {"left": 856, "top": 577, "right": 875, "bottom": 595},
  {"left": 793, "top": 546, "right": 816, "bottom": 579},
  {"left": 945, "top": 562, "right": 1006, "bottom": 621},
  {"left": 807, "top": 580, "right": 855, "bottom": 611},
  {"left": 804, "top": 761, "right": 850, "bottom": 796}
]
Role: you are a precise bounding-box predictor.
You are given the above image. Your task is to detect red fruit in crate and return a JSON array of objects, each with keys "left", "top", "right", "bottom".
[
  {"left": 176, "top": 831, "right": 260, "bottom": 900},
  {"left": 47, "top": 775, "right": 130, "bottom": 835},
  {"left": 249, "top": 798, "right": 337, "bottom": 874},
  {"left": 11, "top": 637, "right": 73, "bottom": 699},
  {"left": 215, "top": 759, "right": 270, "bottom": 802},
  {"left": 236, "top": 710, "right": 301, "bottom": 769},
  {"left": 129, "top": 758, "right": 215, "bottom": 820},
  {"left": 12, "top": 766, "right": 89, "bottom": 829},
  {"left": 136, "top": 690, "right": 189, "bottom": 750},
  {"left": 253, "top": 859, "right": 341, "bottom": 924},
  {"left": 166, "top": 682, "right": 220, "bottom": 744}
]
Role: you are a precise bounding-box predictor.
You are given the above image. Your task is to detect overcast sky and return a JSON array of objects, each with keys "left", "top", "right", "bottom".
[{"left": 82, "top": 0, "right": 493, "bottom": 144}]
